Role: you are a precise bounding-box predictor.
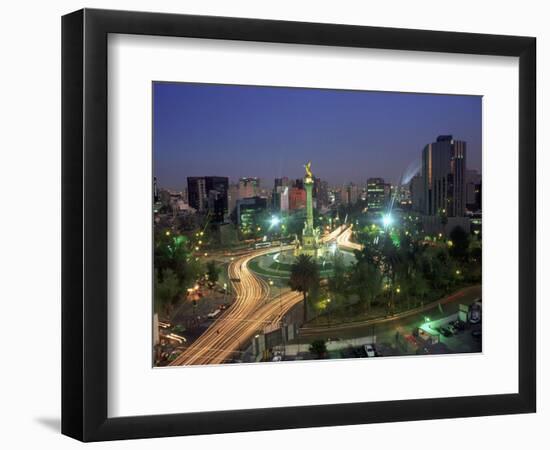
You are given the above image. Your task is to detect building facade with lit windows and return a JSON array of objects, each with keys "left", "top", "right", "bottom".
[
  {"left": 187, "top": 176, "right": 229, "bottom": 222},
  {"left": 366, "top": 178, "right": 387, "bottom": 211},
  {"left": 289, "top": 186, "right": 307, "bottom": 210},
  {"left": 422, "top": 135, "right": 467, "bottom": 217},
  {"left": 236, "top": 196, "right": 268, "bottom": 232}
]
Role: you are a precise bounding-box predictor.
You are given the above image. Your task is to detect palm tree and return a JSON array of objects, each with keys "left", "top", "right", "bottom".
[{"left": 289, "top": 254, "right": 320, "bottom": 323}]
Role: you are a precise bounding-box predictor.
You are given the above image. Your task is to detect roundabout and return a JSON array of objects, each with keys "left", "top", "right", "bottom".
[{"left": 248, "top": 247, "right": 356, "bottom": 280}]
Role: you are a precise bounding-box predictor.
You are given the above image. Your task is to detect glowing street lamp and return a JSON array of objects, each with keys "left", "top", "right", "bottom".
[
  {"left": 382, "top": 214, "right": 393, "bottom": 228},
  {"left": 270, "top": 216, "right": 281, "bottom": 227}
]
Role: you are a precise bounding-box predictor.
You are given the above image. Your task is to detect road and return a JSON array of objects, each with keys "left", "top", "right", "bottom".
[
  {"left": 169, "top": 226, "right": 348, "bottom": 365},
  {"left": 336, "top": 226, "right": 362, "bottom": 251},
  {"left": 169, "top": 246, "right": 302, "bottom": 365}
]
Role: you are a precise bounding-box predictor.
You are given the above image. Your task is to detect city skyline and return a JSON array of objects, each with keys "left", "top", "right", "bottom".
[{"left": 153, "top": 82, "right": 482, "bottom": 191}]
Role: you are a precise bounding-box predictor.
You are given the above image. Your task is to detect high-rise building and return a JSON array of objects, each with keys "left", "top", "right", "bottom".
[
  {"left": 313, "top": 178, "right": 330, "bottom": 208},
  {"left": 274, "top": 177, "right": 290, "bottom": 189},
  {"left": 422, "top": 135, "right": 466, "bottom": 217},
  {"left": 236, "top": 196, "right": 268, "bottom": 233},
  {"left": 465, "top": 169, "right": 482, "bottom": 211},
  {"left": 228, "top": 183, "right": 240, "bottom": 216},
  {"left": 238, "top": 177, "right": 260, "bottom": 199},
  {"left": 289, "top": 186, "right": 307, "bottom": 210},
  {"left": 187, "top": 177, "right": 207, "bottom": 212},
  {"left": 366, "top": 178, "right": 387, "bottom": 211},
  {"left": 272, "top": 185, "right": 289, "bottom": 212},
  {"left": 187, "top": 176, "right": 229, "bottom": 222},
  {"left": 345, "top": 183, "right": 359, "bottom": 205},
  {"left": 410, "top": 174, "right": 424, "bottom": 213}
]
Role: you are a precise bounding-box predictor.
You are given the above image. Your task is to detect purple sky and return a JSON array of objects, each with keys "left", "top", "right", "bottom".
[{"left": 153, "top": 82, "right": 481, "bottom": 191}]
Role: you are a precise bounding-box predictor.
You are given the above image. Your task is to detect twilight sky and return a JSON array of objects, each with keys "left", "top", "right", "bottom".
[{"left": 153, "top": 82, "right": 481, "bottom": 191}]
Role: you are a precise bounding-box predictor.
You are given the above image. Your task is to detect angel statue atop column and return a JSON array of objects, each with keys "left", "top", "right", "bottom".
[{"left": 304, "top": 161, "right": 313, "bottom": 178}]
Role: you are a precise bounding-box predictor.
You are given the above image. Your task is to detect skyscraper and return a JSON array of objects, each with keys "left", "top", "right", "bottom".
[
  {"left": 289, "top": 186, "right": 307, "bottom": 210},
  {"left": 313, "top": 178, "right": 329, "bottom": 208},
  {"left": 345, "top": 182, "right": 359, "bottom": 205},
  {"left": 187, "top": 176, "right": 229, "bottom": 222},
  {"left": 465, "top": 169, "right": 482, "bottom": 211},
  {"left": 366, "top": 178, "right": 387, "bottom": 211},
  {"left": 410, "top": 174, "right": 424, "bottom": 213},
  {"left": 236, "top": 196, "right": 267, "bottom": 233},
  {"left": 238, "top": 177, "right": 260, "bottom": 198},
  {"left": 422, "top": 135, "right": 466, "bottom": 217}
]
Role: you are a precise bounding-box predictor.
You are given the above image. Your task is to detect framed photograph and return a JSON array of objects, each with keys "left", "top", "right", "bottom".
[{"left": 62, "top": 8, "right": 536, "bottom": 442}]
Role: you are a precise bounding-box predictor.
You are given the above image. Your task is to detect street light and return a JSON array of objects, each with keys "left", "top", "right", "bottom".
[{"left": 382, "top": 214, "right": 393, "bottom": 228}]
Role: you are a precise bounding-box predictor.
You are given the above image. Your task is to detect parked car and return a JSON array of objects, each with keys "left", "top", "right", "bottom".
[{"left": 364, "top": 344, "right": 376, "bottom": 357}]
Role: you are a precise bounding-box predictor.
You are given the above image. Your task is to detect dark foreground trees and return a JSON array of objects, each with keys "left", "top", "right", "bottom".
[
  {"left": 289, "top": 254, "right": 320, "bottom": 323},
  {"left": 309, "top": 340, "right": 327, "bottom": 359}
]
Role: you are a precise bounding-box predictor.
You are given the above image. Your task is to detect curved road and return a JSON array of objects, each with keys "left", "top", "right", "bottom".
[
  {"left": 170, "top": 246, "right": 301, "bottom": 365},
  {"left": 170, "top": 226, "right": 348, "bottom": 366}
]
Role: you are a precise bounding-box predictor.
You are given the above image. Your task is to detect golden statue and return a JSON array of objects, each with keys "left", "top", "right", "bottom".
[{"left": 304, "top": 161, "right": 313, "bottom": 179}]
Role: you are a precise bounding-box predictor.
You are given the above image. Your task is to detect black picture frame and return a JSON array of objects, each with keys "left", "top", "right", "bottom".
[{"left": 62, "top": 8, "right": 536, "bottom": 442}]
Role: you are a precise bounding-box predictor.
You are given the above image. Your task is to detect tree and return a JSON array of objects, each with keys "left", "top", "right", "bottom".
[
  {"left": 309, "top": 340, "right": 327, "bottom": 359},
  {"left": 449, "top": 226, "right": 469, "bottom": 262},
  {"left": 289, "top": 254, "right": 320, "bottom": 323},
  {"left": 154, "top": 230, "right": 203, "bottom": 291},
  {"left": 327, "top": 254, "right": 348, "bottom": 302},
  {"left": 154, "top": 269, "right": 180, "bottom": 317},
  {"left": 206, "top": 260, "right": 220, "bottom": 286},
  {"left": 350, "top": 260, "right": 382, "bottom": 314}
]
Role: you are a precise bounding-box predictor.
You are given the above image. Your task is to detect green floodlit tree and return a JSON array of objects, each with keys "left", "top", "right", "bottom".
[
  {"left": 154, "top": 228, "right": 203, "bottom": 291},
  {"left": 289, "top": 254, "right": 320, "bottom": 323}
]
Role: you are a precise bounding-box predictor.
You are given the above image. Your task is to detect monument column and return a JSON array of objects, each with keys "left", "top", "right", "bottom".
[
  {"left": 305, "top": 178, "right": 314, "bottom": 231},
  {"left": 296, "top": 162, "right": 320, "bottom": 258}
]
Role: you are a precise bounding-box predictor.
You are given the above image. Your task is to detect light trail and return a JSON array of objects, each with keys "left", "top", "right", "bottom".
[
  {"left": 169, "top": 225, "right": 350, "bottom": 366},
  {"left": 169, "top": 246, "right": 298, "bottom": 365},
  {"left": 336, "top": 226, "right": 363, "bottom": 251}
]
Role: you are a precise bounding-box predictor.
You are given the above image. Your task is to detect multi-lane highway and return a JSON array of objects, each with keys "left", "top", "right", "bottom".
[
  {"left": 169, "top": 246, "right": 301, "bottom": 365},
  {"left": 169, "top": 226, "right": 349, "bottom": 366}
]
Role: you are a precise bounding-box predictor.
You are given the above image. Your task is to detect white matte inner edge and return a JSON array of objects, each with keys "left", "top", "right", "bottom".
[{"left": 107, "top": 34, "right": 519, "bottom": 418}]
